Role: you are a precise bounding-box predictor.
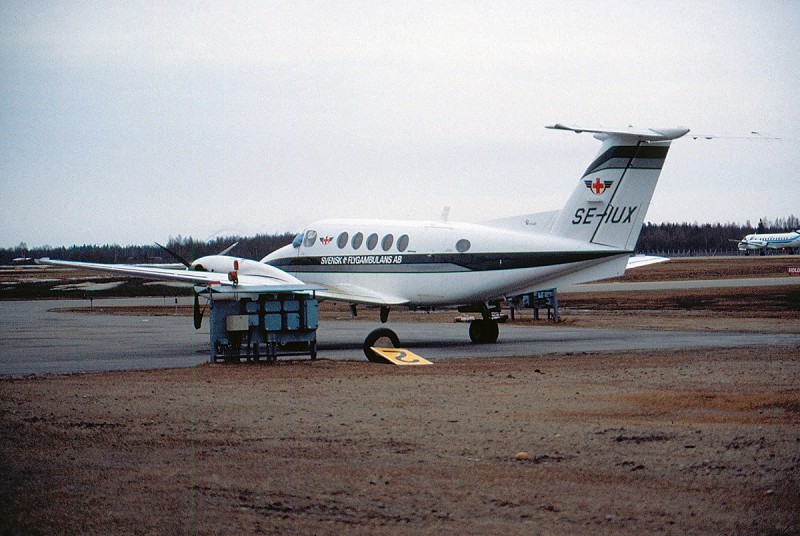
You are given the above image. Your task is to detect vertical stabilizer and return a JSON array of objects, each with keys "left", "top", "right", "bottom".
[{"left": 547, "top": 125, "right": 689, "bottom": 250}]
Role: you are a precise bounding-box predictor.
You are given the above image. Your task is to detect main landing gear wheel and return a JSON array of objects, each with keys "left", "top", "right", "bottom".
[
  {"left": 469, "top": 319, "right": 499, "bottom": 344},
  {"left": 363, "top": 327, "right": 400, "bottom": 362}
]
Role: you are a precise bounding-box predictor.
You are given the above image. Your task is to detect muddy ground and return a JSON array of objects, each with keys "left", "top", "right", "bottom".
[{"left": 1, "top": 257, "right": 799, "bottom": 534}]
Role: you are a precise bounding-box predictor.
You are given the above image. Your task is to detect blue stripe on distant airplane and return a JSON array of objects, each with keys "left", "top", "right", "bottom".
[{"left": 763, "top": 234, "right": 800, "bottom": 245}]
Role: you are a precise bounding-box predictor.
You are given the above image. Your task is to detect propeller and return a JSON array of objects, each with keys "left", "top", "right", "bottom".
[
  {"left": 155, "top": 242, "right": 192, "bottom": 268},
  {"left": 155, "top": 241, "right": 239, "bottom": 268},
  {"left": 155, "top": 241, "right": 239, "bottom": 329},
  {"left": 193, "top": 294, "right": 203, "bottom": 329}
]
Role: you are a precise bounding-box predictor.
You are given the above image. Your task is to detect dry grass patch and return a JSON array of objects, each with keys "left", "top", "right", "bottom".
[{"left": 613, "top": 390, "right": 800, "bottom": 424}]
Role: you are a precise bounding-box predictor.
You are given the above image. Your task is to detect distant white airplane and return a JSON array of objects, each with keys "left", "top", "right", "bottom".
[
  {"left": 41, "top": 123, "right": 688, "bottom": 347},
  {"left": 732, "top": 230, "right": 800, "bottom": 254}
]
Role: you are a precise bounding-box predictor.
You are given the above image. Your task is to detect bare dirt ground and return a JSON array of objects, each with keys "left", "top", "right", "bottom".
[{"left": 1, "top": 257, "right": 799, "bottom": 534}]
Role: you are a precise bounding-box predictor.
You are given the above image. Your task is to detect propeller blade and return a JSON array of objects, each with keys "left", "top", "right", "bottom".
[
  {"left": 217, "top": 241, "right": 239, "bottom": 256},
  {"left": 155, "top": 242, "right": 192, "bottom": 268},
  {"left": 193, "top": 293, "right": 202, "bottom": 329}
]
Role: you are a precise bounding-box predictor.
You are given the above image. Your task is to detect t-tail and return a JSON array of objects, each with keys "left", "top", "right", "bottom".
[{"left": 548, "top": 124, "right": 690, "bottom": 250}]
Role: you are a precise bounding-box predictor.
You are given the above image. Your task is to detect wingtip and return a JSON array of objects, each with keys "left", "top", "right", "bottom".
[{"left": 546, "top": 123, "right": 581, "bottom": 133}]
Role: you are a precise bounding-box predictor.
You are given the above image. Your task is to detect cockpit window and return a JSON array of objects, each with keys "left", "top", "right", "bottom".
[
  {"left": 303, "top": 230, "right": 318, "bottom": 248},
  {"left": 292, "top": 233, "right": 303, "bottom": 248}
]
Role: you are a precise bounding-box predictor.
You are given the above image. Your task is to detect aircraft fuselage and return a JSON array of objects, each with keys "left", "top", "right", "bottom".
[
  {"left": 263, "top": 218, "right": 630, "bottom": 307},
  {"left": 738, "top": 231, "right": 800, "bottom": 252}
]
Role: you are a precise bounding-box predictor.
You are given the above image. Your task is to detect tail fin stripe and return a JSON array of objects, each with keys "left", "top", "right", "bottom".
[
  {"left": 630, "top": 145, "right": 670, "bottom": 169},
  {"left": 584, "top": 145, "right": 668, "bottom": 176},
  {"left": 589, "top": 142, "right": 643, "bottom": 244}
]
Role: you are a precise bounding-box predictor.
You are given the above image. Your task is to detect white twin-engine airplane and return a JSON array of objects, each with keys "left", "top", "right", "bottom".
[
  {"left": 41, "top": 124, "right": 690, "bottom": 346},
  {"left": 732, "top": 230, "right": 800, "bottom": 254}
]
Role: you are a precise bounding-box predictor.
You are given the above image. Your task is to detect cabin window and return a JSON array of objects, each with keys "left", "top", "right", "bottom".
[
  {"left": 351, "top": 232, "right": 363, "bottom": 249},
  {"left": 456, "top": 239, "right": 471, "bottom": 252},
  {"left": 381, "top": 234, "right": 394, "bottom": 251},
  {"left": 337, "top": 232, "right": 349, "bottom": 249},
  {"left": 303, "top": 230, "right": 318, "bottom": 248},
  {"left": 292, "top": 233, "right": 303, "bottom": 248},
  {"left": 397, "top": 234, "right": 409, "bottom": 252},
  {"left": 366, "top": 233, "right": 379, "bottom": 250}
]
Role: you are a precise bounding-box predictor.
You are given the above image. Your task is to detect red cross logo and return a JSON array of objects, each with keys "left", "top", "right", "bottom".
[{"left": 585, "top": 178, "right": 613, "bottom": 195}]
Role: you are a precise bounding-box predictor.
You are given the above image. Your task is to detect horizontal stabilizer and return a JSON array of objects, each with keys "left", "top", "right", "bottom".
[
  {"left": 625, "top": 255, "right": 669, "bottom": 269},
  {"left": 546, "top": 123, "right": 690, "bottom": 142}
]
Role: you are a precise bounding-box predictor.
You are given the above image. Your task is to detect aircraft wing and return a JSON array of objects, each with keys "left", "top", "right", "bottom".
[
  {"left": 36, "top": 258, "right": 316, "bottom": 293},
  {"left": 313, "top": 282, "right": 410, "bottom": 306},
  {"left": 625, "top": 255, "right": 669, "bottom": 269}
]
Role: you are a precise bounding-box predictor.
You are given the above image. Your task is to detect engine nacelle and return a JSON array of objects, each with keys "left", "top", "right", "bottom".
[{"left": 190, "top": 255, "right": 304, "bottom": 285}]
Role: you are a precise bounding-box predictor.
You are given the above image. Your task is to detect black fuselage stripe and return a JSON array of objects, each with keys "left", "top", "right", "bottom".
[{"left": 269, "top": 251, "right": 626, "bottom": 274}]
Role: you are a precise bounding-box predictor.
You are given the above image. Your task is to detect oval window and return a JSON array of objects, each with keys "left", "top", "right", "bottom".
[
  {"left": 304, "top": 230, "right": 318, "bottom": 248},
  {"left": 397, "top": 234, "right": 409, "bottom": 252},
  {"left": 456, "top": 239, "right": 471, "bottom": 252},
  {"left": 351, "top": 232, "right": 363, "bottom": 249},
  {"left": 381, "top": 234, "right": 394, "bottom": 251},
  {"left": 366, "top": 233, "right": 379, "bottom": 250},
  {"left": 337, "top": 232, "right": 349, "bottom": 249}
]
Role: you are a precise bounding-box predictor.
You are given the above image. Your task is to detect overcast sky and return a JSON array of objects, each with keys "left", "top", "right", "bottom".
[{"left": 1, "top": 1, "right": 798, "bottom": 248}]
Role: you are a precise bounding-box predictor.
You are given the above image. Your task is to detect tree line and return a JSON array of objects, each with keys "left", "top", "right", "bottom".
[
  {"left": 3, "top": 233, "right": 296, "bottom": 265},
  {"left": 3, "top": 215, "right": 798, "bottom": 264},
  {"left": 636, "top": 216, "right": 799, "bottom": 256}
]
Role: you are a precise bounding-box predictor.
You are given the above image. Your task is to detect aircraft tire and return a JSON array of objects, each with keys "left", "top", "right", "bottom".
[
  {"left": 363, "top": 327, "right": 400, "bottom": 361},
  {"left": 469, "top": 320, "right": 499, "bottom": 344}
]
